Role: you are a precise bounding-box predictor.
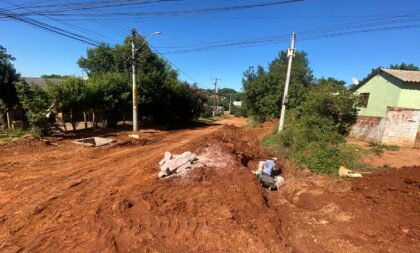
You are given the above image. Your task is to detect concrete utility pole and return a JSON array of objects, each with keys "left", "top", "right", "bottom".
[
  {"left": 130, "top": 29, "right": 161, "bottom": 132},
  {"left": 278, "top": 32, "right": 296, "bottom": 133},
  {"left": 211, "top": 78, "right": 221, "bottom": 117},
  {"left": 131, "top": 28, "right": 138, "bottom": 132}
]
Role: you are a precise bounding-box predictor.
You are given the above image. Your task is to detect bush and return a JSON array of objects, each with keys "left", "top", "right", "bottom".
[
  {"left": 16, "top": 81, "right": 53, "bottom": 136},
  {"left": 261, "top": 80, "right": 359, "bottom": 176}
]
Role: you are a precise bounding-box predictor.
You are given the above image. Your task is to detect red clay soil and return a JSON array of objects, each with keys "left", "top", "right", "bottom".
[
  {"left": 347, "top": 139, "right": 420, "bottom": 168},
  {"left": 0, "top": 118, "right": 419, "bottom": 253}
]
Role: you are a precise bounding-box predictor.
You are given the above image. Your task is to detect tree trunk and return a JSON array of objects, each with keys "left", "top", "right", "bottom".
[
  {"left": 6, "top": 111, "right": 11, "bottom": 129},
  {"left": 83, "top": 112, "right": 88, "bottom": 129},
  {"left": 92, "top": 112, "right": 96, "bottom": 129},
  {"left": 70, "top": 110, "right": 76, "bottom": 131},
  {"left": 62, "top": 113, "right": 67, "bottom": 132}
]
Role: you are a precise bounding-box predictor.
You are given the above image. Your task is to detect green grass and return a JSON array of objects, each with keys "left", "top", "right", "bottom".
[
  {"left": 198, "top": 116, "right": 228, "bottom": 122},
  {"left": 368, "top": 141, "right": 400, "bottom": 156},
  {"left": 0, "top": 129, "right": 31, "bottom": 142},
  {"left": 262, "top": 132, "right": 361, "bottom": 176}
]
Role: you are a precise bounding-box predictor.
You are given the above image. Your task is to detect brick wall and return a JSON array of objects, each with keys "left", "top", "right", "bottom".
[
  {"left": 381, "top": 107, "right": 420, "bottom": 148},
  {"left": 350, "top": 107, "right": 420, "bottom": 148},
  {"left": 349, "top": 116, "right": 384, "bottom": 142}
]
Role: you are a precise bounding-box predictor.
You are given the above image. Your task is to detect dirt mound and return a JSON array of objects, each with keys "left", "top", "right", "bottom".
[
  {"left": 94, "top": 152, "right": 284, "bottom": 252},
  {"left": 273, "top": 166, "right": 420, "bottom": 253}
]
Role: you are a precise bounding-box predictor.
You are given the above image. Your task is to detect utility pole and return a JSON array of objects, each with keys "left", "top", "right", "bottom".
[
  {"left": 278, "top": 32, "right": 296, "bottom": 133},
  {"left": 130, "top": 29, "right": 160, "bottom": 133},
  {"left": 131, "top": 28, "right": 138, "bottom": 132},
  {"left": 211, "top": 78, "right": 221, "bottom": 117},
  {"left": 228, "top": 94, "right": 232, "bottom": 116}
]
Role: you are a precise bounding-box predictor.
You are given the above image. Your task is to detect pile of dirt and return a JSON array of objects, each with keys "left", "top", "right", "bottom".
[
  {"left": 94, "top": 154, "right": 285, "bottom": 252},
  {"left": 272, "top": 166, "right": 420, "bottom": 253}
]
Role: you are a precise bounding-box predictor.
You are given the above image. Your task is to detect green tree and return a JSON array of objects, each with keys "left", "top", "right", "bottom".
[
  {"left": 242, "top": 50, "right": 313, "bottom": 122},
  {"left": 389, "top": 63, "right": 419, "bottom": 71},
  {"left": 78, "top": 36, "right": 205, "bottom": 123},
  {"left": 16, "top": 81, "right": 52, "bottom": 135},
  {"left": 0, "top": 46, "right": 20, "bottom": 126},
  {"left": 297, "top": 78, "right": 358, "bottom": 135},
  {"left": 86, "top": 72, "right": 131, "bottom": 127},
  {"left": 47, "top": 77, "right": 88, "bottom": 130},
  {"left": 41, "top": 74, "right": 72, "bottom": 79}
]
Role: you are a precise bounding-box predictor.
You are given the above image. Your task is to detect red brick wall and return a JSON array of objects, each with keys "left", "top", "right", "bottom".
[{"left": 349, "top": 116, "right": 384, "bottom": 142}]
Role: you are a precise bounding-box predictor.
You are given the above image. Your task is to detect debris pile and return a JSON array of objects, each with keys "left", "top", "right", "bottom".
[
  {"left": 338, "top": 166, "right": 363, "bottom": 178},
  {"left": 73, "top": 137, "right": 115, "bottom": 147},
  {"left": 158, "top": 151, "right": 198, "bottom": 177}
]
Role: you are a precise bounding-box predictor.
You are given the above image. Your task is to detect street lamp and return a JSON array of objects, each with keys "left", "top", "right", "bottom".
[{"left": 131, "top": 29, "right": 161, "bottom": 132}]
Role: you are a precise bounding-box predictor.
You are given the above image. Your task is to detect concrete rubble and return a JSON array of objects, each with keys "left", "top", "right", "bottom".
[
  {"left": 72, "top": 137, "right": 115, "bottom": 147},
  {"left": 158, "top": 151, "right": 198, "bottom": 178}
]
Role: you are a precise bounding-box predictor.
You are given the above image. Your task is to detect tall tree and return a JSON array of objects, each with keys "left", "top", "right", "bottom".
[
  {"left": 0, "top": 46, "right": 20, "bottom": 127},
  {"left": 0, "top": 46, "right": 20, "bottom": 108},
  {"left": 78, "top": 36, "right": 205, "bottom": 123},
  {"left": 242, "top": 50, "right": 313, "bottom": 122}
]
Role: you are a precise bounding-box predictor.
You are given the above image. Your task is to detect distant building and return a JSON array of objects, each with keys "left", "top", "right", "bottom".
[
  {"left": 350, "top": 69, "right": 420, "bottom": 148},
  {"left": 233, "top": 101, "right": 242, "bottom": 107},
  {"left": 23, "top": 77, "right": 64, "bottom": 88}
]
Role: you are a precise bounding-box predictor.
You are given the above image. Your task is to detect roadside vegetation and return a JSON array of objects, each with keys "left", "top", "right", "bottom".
[
  {"left": 0, "top": 129, "right": 30, "bottom": 142},
  {"left": 246, "top": 52, "right": 416, "bottom": 175},
  {"left": 1, "top": 38, "right": 207, "bottom": 136},
  {"left": 368, "top": 141, "right": 400, "bottom": 156}
]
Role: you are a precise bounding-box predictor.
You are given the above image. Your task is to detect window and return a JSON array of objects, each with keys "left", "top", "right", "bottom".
[{"left": 357, "top": 93, "right": 370, "bottom": 108}]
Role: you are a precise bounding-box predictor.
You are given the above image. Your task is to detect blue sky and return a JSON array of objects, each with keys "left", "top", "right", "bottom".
[{"left": 1, "top": 0, "right": 420, "bottom": 91}]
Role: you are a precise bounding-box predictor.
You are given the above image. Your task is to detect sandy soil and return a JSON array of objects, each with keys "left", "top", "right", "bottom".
[
  {"left": 0, "top": 118, "right": 419, "bottom": 253},
  {"left": 347, "top": 139, "right": 420, "bottom": 168}
]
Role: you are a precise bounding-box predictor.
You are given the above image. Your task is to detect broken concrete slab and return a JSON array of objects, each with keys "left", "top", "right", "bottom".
[
  {"left": 158, "top": 151, "right": 199, "bottom": 178},
  {"left": 72, "top": 137, "right": 115, "bottom": 147},
  {"left": 128, "top": 134, "right": 139, "bottom": 139},
  {"left": 176, "top": 161, "right": 192, "bottom": 174}
]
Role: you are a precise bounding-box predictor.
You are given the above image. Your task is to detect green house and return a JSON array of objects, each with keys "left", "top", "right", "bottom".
[{"left": 354, "top": 69, "right": 420, "bottom": 117}]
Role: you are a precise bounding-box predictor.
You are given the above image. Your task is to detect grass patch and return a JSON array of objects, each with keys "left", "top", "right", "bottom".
[
  {"left": 198, "top": 116, "right": 227, "bottom": 122},
  {"left": 0, "top": 129, "right": 31, "bottom": 142},
  {"left": 368, "top": 141, "right": 400, "bottom": 156}
]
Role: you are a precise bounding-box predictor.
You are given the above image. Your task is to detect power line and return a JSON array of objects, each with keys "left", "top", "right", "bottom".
[
  {"left": 147, "top": 43, "right": 211, "bottom": 90},
  {"left": 0, "top": 8, "right": 101, "bottom": 46}
]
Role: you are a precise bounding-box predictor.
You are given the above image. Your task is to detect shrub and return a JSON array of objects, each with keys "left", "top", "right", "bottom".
[
  {"left": 262, "top": 80, "right": 359, "bottom": 176},
  {"left": 16, "top": 81, "right": 53, "bottom": 136}
]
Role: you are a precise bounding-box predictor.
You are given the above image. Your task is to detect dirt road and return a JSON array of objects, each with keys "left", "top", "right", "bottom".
[
  {"left": 1, "top": 118, "right": 419, "bottom": 253},
  {"left": 1, "top": 118, "right": 279, "bottom": 252}
]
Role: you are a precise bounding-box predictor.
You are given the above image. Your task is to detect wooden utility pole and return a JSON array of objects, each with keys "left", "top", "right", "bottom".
[
  {"left": 228, "top": 94, "right": 232, "bottom": 116},
  {"left": 278, "top": 32, "right": 296, "bottom": 133},
  {"left": 131, "top": 28, "right": 138, "bottom": 132}
]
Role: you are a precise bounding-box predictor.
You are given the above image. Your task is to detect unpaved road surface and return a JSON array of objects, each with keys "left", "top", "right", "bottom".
[{"left": 1, "top": 118, "right": 419, "bottom": 253}]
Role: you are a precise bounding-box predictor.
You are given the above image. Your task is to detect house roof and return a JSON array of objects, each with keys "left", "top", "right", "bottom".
[
  {"left": 23, "top": 77, "right": 63, "bottom": 88},
  {"left": 381, "top": 68, "right": 420, "bottom": 83}
]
